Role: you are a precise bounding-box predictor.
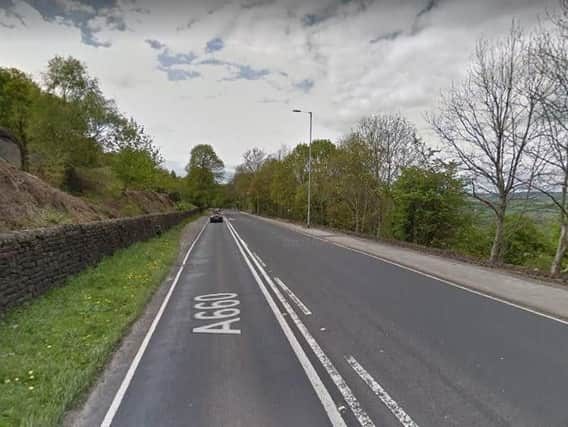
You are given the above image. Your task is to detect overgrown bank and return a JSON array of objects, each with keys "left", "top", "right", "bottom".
[{"left": 0, "top": 216, "right": 199, "bottom": 427}]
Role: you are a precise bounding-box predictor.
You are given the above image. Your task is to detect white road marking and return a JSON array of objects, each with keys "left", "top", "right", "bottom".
[
  {"left": 227, "top": 220, "right": 374, "bottom": 427},
  {"left": 346, "top": 356, "right": 419, "bottom": 427},
  {"left": 289, "top": 226, "right": 568, "bottom": 327},
  {"left": 275, "top": 277, "right": 312, "bottom": 315},
  {"left": 101, "top": 221, "right": 208, "bottom": 427},
  {"left": 252, "top": 251, "right": 267, "bottom": 267},
  {"left": 224, "top": 221, "right": 347, "bottom": 427}
]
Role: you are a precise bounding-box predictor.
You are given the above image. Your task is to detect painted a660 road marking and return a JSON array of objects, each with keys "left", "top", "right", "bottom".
[{"left": 192, "top": 292, "right": 241, "bottom": 334}]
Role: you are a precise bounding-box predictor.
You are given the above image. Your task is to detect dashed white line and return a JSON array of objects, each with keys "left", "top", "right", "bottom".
[
  {"left": 227, "top": 220, "right": 374, "bottom": 427},
  {"left": 101, "top": 221, "right": 208, "bottom": 427},
  {"left": 224, "top": 221, "right": 347, "bottom": 427},
  {"left": 275, "top": 277, "right": 312, "bottom": 315},
  {"left": 346, "top": 355, "right": 419, "bottom": 427}
]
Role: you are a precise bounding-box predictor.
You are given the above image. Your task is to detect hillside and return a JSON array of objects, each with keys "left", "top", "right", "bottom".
[{"left": 0, "top": 159, "right": 178, "bottom": 232}]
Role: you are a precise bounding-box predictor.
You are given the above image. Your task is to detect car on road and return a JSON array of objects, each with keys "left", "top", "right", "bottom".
[{"left": 210, "top": 209, "right": 223, "bottom": 223}]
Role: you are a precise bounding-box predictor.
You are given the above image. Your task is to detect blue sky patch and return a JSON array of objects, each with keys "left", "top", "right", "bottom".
[
  {"left": 158, "top": 50, "right": 198, "bottom": 67},
  {"left": 206, "top": 37, "right": 224, "bottom": 53},
  {"left": 295, "top": 79, "right": 314, "bottom": 93},
  {"left": 161, "top": 68, "right": 201, "bottom": 81}
]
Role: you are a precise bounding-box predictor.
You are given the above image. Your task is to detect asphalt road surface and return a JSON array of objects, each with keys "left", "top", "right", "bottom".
[{"left": 102, "top": 212, "right": 568, "bottom": 427}]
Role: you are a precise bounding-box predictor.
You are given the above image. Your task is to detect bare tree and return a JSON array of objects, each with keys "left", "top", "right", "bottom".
[
  {"left": 429, "top": 23, "right": 545, "bottom": 265},
  {"left": 355, "top": 113, "right": 426, "bottom": 237},
  {"left": 242, "top": 147, "right": 266, "bottom": 173},
  {"left": 528, "top": 16, "right": 568, "bottom": 275}
]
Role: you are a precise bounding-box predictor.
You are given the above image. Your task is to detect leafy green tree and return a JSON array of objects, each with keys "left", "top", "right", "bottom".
[
  {"left": 392, "top": 165, "right": 467, "bottom": 247},
  {"left": 111, "top": 147, "right": 157, "bottom": 190},
  {"left": 0, "top": 68, "right": 40, "bottom": 170},
  {"left": 186, "top": 144, "right": 225, "bottom": 182},
  {"left": 185, "top": 145, "right": 224, "bottom": 206},
  {"left": 44, "top": 56, "right": 98, "bottom": 102},
  {"left": 331, "top": 135, "right": 377, "bottom": 233}
]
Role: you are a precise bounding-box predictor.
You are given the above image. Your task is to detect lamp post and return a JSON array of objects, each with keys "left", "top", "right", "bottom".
[{"left": 292, "top": 109, "right": 312, "bottom": 228}]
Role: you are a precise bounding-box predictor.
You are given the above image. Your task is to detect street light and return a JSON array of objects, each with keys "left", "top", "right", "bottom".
[{"left": 293, "top": 108, "right": 313, "bottom": 228}]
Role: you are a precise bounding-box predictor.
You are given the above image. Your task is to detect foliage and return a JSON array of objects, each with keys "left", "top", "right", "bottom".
[
  {"left": 111, "top": 147, "right": 159, "bottom": 191},
  {"left": 0, "top": 218, "right": 198, "bottom": 427},
  {"left": 392, "top": 166, "right": 467, "bottom": 247},
  {"left": 0, "top": 56, "right": 192, "bottom": 215},
  {"left": 183, "top": 145, "right": 225, "bottom": 207},
  {"left": 502, "top": 215, "right": 553, "bottom": 267},
  {"left": 0, "top": 68, "right": 39, "bottom": 170}
]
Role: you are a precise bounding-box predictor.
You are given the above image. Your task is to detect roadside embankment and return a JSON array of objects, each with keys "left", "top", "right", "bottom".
[{"left": 0, "top": 208, "right": 200, "bottom": 314}]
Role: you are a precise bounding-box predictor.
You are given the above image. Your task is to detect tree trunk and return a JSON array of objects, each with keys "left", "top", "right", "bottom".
[
  {"left": 551, "top": 221, "right": 568, "bottom": 276},
  {"left": 489, "top": 213, "right": 506, "bottom": 265}
]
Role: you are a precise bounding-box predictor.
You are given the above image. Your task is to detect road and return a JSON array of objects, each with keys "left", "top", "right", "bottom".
[{"left": 102, "top": 212, "right": 568, "bottom": 427}]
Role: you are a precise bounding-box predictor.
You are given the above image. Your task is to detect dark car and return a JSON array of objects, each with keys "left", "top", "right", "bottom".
[{"left": 210, "top": 210, "right": 223, "bottom": 223}]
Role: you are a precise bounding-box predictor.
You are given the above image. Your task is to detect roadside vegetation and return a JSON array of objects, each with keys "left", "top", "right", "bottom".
[
  {"left": 0, "top": 56, "right": 222, "bottom": 221},
  {"left": 0, "top": 217, "right": 197, "bottom": 427},
  {"left": 227, "top": 2, "right": 568, "bottom": 277}
]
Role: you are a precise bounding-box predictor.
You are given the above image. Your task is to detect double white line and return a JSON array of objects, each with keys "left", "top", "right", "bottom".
[
  {"left": 227, "top": 220, "right": 420, "bottom": 427},
  {"left": 226, "top": 220, "right": 374, "bottom": 427}
]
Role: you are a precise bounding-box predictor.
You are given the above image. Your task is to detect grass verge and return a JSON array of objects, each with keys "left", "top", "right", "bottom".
[{"left": 0, "top": 217, "right": 198, "bottom": 427}]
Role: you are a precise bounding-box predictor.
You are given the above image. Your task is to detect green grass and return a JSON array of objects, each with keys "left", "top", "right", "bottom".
[{"left": 0, "top": 217, "right": 198, "bottom": 427}]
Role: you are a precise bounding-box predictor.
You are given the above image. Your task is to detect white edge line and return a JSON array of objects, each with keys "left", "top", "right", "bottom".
[
  {"left": 101, "top": 221, "right": 208, "bottom": 427},
  {"left": 224, "top": 221, "right": 347, "bottom": 427},
  {"left": 275, "top": 277, "right": 312, "bottom": 315},
  {"left": 346, "top": 356, "right": 418, "bottom": 427},
  {"left": 275, "top": 223, "right": 568, "bottom": 327},
  {"left": 227, "top": 220, "right": 373, "bottom": 427}
]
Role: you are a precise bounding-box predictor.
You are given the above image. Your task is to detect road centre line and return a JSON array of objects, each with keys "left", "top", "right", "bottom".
[
  {"left": 224, "top": 222, "right": 346, "bottom": 427},
  {"left": 226, "top": 220, "right": 374, "bottom": 427},
  {"left": 346, "top": 356, "right": 419, "bottom": 427},
  {"left": 275, "top": 277, "right": 312, "bottom": 315},
  {"left": 101, "top": 221, "right": 208, "bottom": 427}
]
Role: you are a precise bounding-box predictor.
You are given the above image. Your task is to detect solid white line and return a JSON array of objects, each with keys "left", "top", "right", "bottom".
[
  {"left": 275, "top": 277, "right": 312, "bottom": 315},
  {"left": 224, "top": 221, "right": 346, "bottom": 427},
  {"left": 279, "top": 227, "right": 568, "bottom": 327},
  {"left": 227, "top": 221, "right": 374, "bottom": 427},
  {"left": 346, "top": 356, "right": 418, "bottom": 427},
  {"left": 245, "top": 213, "right": 568, "bottom": 326},
  {"left": 252, "top": 251, "right": 267, "bottom": 267},
  {"left": 101, "top": 221, "right": 208, "bottom": 427}
]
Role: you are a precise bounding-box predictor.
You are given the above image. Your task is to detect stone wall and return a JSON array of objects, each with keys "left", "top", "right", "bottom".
[{"left": 0, "top": 209, "right": 200, "bottom": 314}]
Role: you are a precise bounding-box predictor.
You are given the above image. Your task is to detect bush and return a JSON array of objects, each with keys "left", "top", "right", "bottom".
[
  {"left": 392, "top": 166, "right": 467, "bottom": 248},
  {"left": 502, "top": 215, "right": 552, "bottom": 267}
]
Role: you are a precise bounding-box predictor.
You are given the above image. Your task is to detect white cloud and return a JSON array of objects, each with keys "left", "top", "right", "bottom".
[{"left": 0, "top": 0, "right": 558, "bottom": 170}]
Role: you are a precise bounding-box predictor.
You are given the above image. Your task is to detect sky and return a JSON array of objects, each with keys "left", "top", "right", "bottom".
[{"left": 0, "top": 0, "right": 557, "bottom": 175}]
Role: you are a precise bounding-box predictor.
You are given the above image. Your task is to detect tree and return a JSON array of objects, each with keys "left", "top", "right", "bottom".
[
  {"left": 429, "top": 23, "right": 545, "bottom": 265},
  {"left": 43, "top": 56, "right": 98, "bottom": 102},
  {"left": 355, "top": 113, "right": 429, "bottom": 237},
  {"left": 185, "top": 145, "right": 224, "bottom": 206},
  {"left": 112, "top": 147, "right": 157, "bottom": 190},
  {"left": 242, "top": 147, "right": 266, "bottom": 173},
  {"left": 331, "top": 135, "right": 377, "bottom": 233},
  {"left": 0, "top": 68, "right": 40, "bottom": 170},
  {"left": 392, "top": 165, "right": 467, "bottom": 247},
  {"left": 525, "top": 14, "right": 568, "bottom": 275},
  {"left": 186, "top": 144, "right": 225, "bottom": 182}
]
